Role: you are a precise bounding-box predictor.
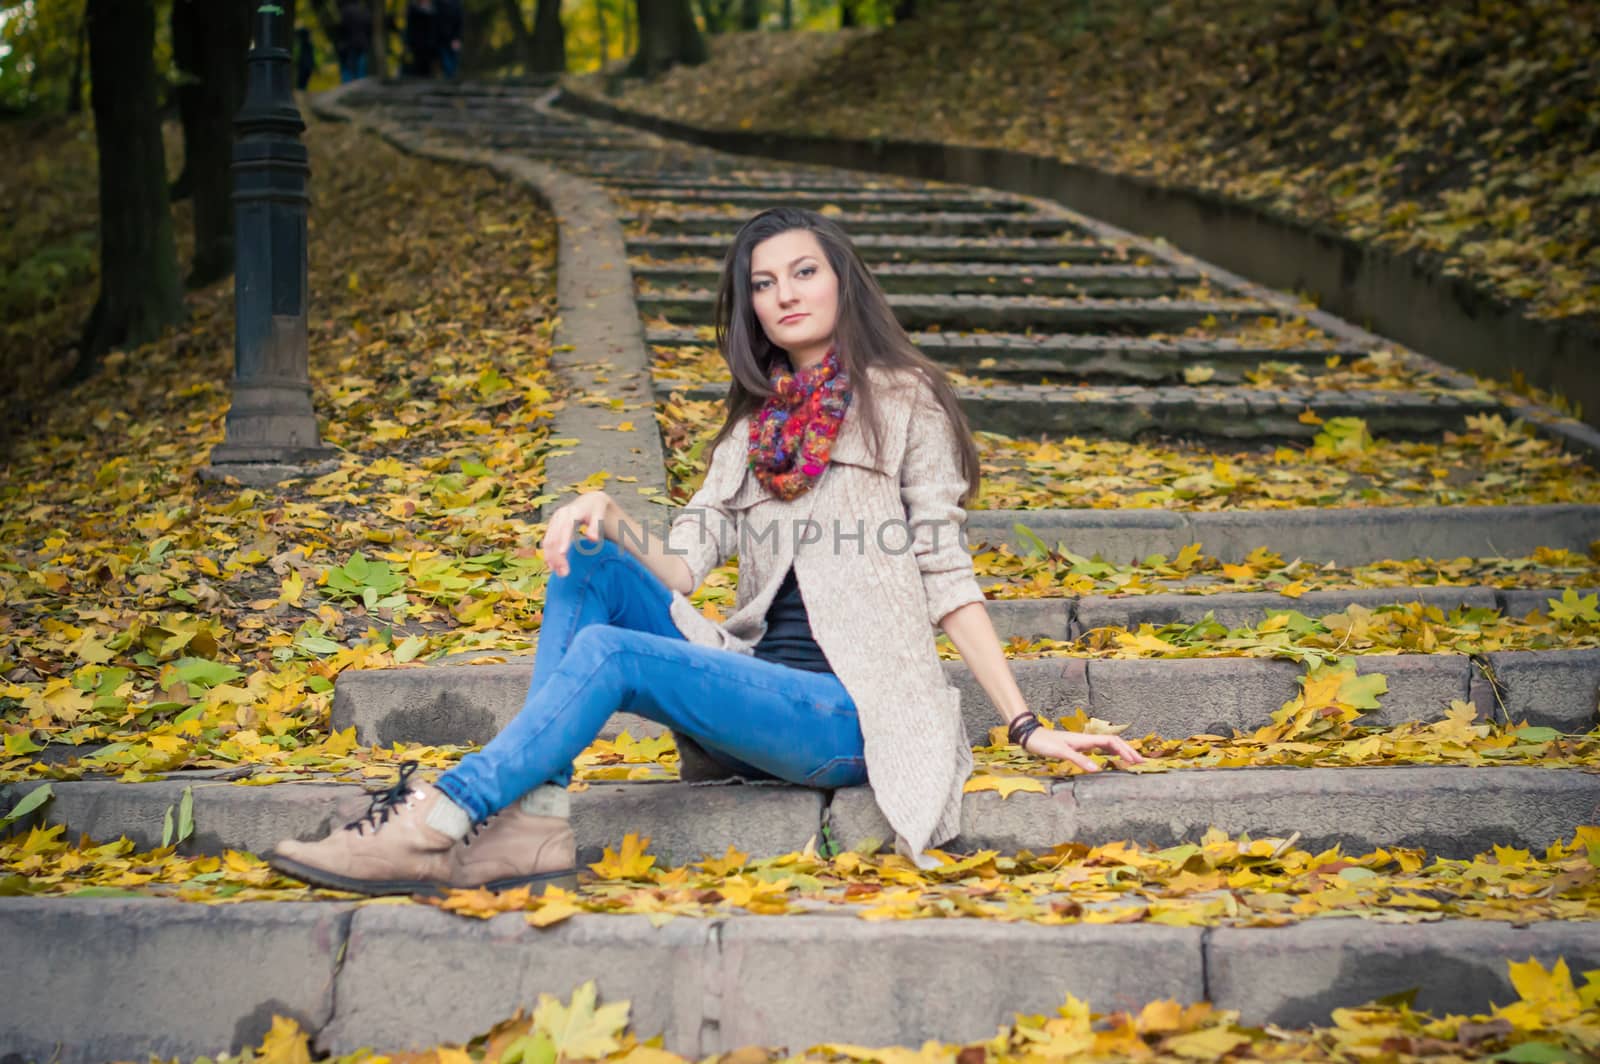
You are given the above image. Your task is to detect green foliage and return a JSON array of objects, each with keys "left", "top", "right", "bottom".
[{"left": 0, "top": 0, "right": 178, "bottom": 115}]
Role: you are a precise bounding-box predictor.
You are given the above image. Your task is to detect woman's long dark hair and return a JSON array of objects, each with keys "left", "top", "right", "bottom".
[{"left": 708, "top": 207, "right": 981, "bottom": 505}]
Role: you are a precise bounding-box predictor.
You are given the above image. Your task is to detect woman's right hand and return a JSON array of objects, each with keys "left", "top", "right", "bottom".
[{"left": 540, "top": 491, "right": 615, "bottom": 577}]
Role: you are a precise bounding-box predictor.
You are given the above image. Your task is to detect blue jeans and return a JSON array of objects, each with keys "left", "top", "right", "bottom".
[
  {"left": 433, "top": 539, "right": 868, "bottom": 823},
  {"left": 339, "top": 50, "right": 369, "bottom": 83}
]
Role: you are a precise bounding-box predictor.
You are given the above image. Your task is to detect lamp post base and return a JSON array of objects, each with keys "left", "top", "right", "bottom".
[{"left": 199, "top": 453, "right": 341, "bottom": 487}]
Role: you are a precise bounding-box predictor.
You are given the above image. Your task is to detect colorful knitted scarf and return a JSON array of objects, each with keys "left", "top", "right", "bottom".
[{"left": 748, "top": 345, "right": 853, "bottom": 501}]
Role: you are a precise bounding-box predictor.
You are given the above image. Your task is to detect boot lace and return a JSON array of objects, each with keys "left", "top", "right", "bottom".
[{"left": 343, "top": 760, "right": 422, "bottom": 836}]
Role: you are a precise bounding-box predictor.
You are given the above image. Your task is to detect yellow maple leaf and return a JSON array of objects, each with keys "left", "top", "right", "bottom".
[
  {"left": 439, "top": 885, "right": 534, "bottom": 919},
  {"left": 257, "top": 1015, "right": 312, "bottom": 1064},
  {"left": 527, "top": 885, "right": 584, "bottom": 929},
  {"left": 1498, "top": 956, "right": 1584, "bottom": 1028},
  {"left": 615, "top": 1047, "right": 689, "bottom": 1064},
  {"left": 279, "top": 569, "right": 305, "bottom": 608},
  {"left": 588, "top": 833, "right": 657, "bottom": 880},
  {"left": 964, "top": 775, "right": 1047, "bottom": 799},
  {"left": 532, "top": 980, "right": 630, "bottom": 1060},
  {"left": 1161, "top": 1025, "right": 1251, "bottom": 1059},
  {"left": 696, "top": 845, "right": 750, "bottom": 877}
]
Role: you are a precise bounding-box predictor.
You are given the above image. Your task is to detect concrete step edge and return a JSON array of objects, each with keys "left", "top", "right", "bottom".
[
  {"left": 8, "top": 763, "right": 1590, "bottom": 871},
  {"left": 4, "top": 892, "right": 1598, "bottom": 1063}
]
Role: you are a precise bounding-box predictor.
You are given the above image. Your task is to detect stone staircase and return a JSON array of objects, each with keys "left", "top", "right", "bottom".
[{"left": 5, "top": 79, "right": 1600, "bottom": 1063}]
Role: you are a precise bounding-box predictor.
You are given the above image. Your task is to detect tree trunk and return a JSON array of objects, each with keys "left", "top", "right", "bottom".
[
  {"left": 696, "top": 0, "right": 733, "bottom": 33},
  {"left": 369, "top": 0, "right": 389, "bottom": 78},
  {"left": 500, "top": 0, "right": 535, "bottom": 66},
  {"left": 171, "top": 0, "right": 251, "bottom": 288},
  {"left": 67, "top": 3, "right": 88, "bottom": 114},
  {"left": 595, "top": 0, "right": 609, "bottom": 65},
  {"left": 781, "top": 0, "right": 791, "bottom": 30},
  {"left": 737, "top": 0, "right": 759, "bottom": 31},
  {"left": 78, "top": 0, "right": 184, "bottom": 380},
  {"left": 622, "top": 0, "right": 636, "bottom": 59},
  {"left": 625, "top": 0, "right": 705, "bottom": 77},
  {"left": 839, "top": 0, "right": 855, "bottom": 28},
  {"left": 531, "top": 0, "right": 566, "bottom": 72},
  {"left": 169, "top": 0, "right": 200, "bottom": 200},
  {"left": 892, "top": 0, "right": 916, "bottom": 20}
]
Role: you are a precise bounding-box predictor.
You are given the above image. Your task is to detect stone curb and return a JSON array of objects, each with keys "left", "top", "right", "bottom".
[
  {"left": 967, "top": 503, "right": 1600, "bottom": 564},
  {"left": 5, "top": 896, "right": 1598, "bottom": 1063},
  {"left": 309, "top": 82, "right": 669, "bottom": 524},
  {"left": 320, "top": 645, "right": 1599, "bottom": 749},
  {"left": 7, "top": 764, "right": 1593, "bottom": 871},
  {"left": 552, "top": 85, "right": 1600, "bottom": 460},
  {"left": 829, "top": 764, "right": 1600, "bottom": 859}
]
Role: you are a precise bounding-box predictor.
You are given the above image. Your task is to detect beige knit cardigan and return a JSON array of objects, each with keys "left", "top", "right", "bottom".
[{"left": 664, "top": 365, "right": 986, "bottom": 864}]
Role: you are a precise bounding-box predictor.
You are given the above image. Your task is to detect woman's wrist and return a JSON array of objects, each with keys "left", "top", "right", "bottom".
[{"left": 1006, "top": 711, "right": 1043, "bottom": 752}]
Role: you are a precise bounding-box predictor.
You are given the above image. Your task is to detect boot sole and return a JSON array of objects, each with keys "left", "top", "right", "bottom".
[
  {"left": 471, "top": 867, "right": 581, "bottom": 893},
  {"left": 268, "top": 853, "right": 454, "bottom": 898}
]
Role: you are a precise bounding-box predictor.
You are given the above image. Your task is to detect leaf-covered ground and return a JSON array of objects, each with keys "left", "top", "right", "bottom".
[
  {"left": 580, "top": 0, "right": 1600, "bottom": 325},
  {"left": 1, "top": 116, "right": 566, "bottom": 777},
  {"left": 0, "top": 116, "right": 101, "bottom": 432},
  {"left": 170, "top": 963, "right": 1600, "bottom": 1064}
]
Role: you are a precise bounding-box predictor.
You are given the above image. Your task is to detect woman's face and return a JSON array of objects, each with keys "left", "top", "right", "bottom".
[{"left": 748, "top": 228, "right": 839, "bottom": 362}]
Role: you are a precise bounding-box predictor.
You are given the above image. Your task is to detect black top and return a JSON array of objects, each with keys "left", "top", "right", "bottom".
[{"left": 752, "top": 566, "right": 834, "bottom": 674}]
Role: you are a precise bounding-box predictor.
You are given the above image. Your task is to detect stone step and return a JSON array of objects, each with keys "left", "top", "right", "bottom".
[
  {"left": 323, "top": 645, "right": 1599, "bottom": 749},
  {"left": 5, "top": 763, "right": 1591, "bottom": 869},
  {"left": 965, "top": 502, "right": 1600, "bottom": 565},
  {"left": 603, "top": 173, "right": 937, "bottom": 193},
  {"left": 635, "top": 262, "right": 1198, "bottom": 298},
  {"left": 643, "top": 291, "right": 1278, "bottom": 333},
  {"left": 1003, "top": 585, "right": 1520, "bottom": 635},
  {"left": 620, "top": 187, "right": 1031, "bottom": 214},
  {"left": 663, "top": 379, "right": 1493, "bottom": 439},
  {"left": 626, "top": 210, "right": 1089, "bottom": 239},
  {"left": 481, "top": 132, "right": 644, "bottom": 153},
  {"left": 628, "top": 233, "right": 1123, "bottom": 264},
  {"left": 0, "top": 775, "right": 821, "bottom": 869},
  {"left": 647, "top": 326, "right": 1365, "bottom": 384},
  {"left": 7, "top": 896, "right": 1595, "bottom": 1064}
]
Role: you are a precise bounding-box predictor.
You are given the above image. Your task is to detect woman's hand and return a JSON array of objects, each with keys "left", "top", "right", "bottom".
[
  {"left": 540, "top": 491, "right": 615, "bottom": 577},
  {"left": 1021, "top": 727, "right": 1146, "bottom": 774}
]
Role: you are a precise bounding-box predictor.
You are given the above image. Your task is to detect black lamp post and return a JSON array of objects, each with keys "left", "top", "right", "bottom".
[{"left": 206, "top": 2, "right": 337, "bottom": 483}]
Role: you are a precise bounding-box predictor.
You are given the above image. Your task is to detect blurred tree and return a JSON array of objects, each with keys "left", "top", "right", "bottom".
[
  {"left": 77, "top": 0, "right": 182, "bottom": 378},
  {"left": 738, "top": 0, "right": 759, "bottom": 30},
  {"left": 696, "top": 0, "right": 736, "bottom": 34},
  {"left": 625, "top": 0, "right": 703, "bottom": 76},
  {"left": 169, "top": 0, "right": 251, "bottom": 287},
  {"left": 530, "top": 0, "right": 565, "bottom": 70},
  {"left": 65, "top": 1, "right": 86, "bottom": 112},
  {"left": 497, "top": 0, "right": 565, "bottom": 72}
]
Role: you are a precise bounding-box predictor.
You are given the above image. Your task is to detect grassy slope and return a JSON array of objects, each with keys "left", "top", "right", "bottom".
[{"left": 577, "top": 0, "right": 1599, "bottom": 325}]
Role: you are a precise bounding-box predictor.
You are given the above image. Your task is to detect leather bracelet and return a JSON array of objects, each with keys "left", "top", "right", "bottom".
[{"left": 1007, "top": 712, "right": 1043, "bottom": 752}]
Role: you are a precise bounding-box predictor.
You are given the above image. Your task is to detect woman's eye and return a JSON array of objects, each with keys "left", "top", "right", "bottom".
[{"left": 798, "top": 266, "right": 815, "bottom": 277}]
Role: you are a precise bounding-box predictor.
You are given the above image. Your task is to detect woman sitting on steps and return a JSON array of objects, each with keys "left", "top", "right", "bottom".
[{"left": 269, "top": 206, "right": 1144, "bottom": 896}]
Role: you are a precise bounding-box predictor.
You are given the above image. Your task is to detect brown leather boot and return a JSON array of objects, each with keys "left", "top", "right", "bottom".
[
  {"left": 448, "top": 803, "right": 579, "bottom": 892},
  {"left": 270, "top": 762, "right": 457, "bottom": 896}
]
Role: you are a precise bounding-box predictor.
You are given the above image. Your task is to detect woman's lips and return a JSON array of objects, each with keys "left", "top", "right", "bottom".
[{"left": 779, "top": 313, "right": 808, "bottom": 324}]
